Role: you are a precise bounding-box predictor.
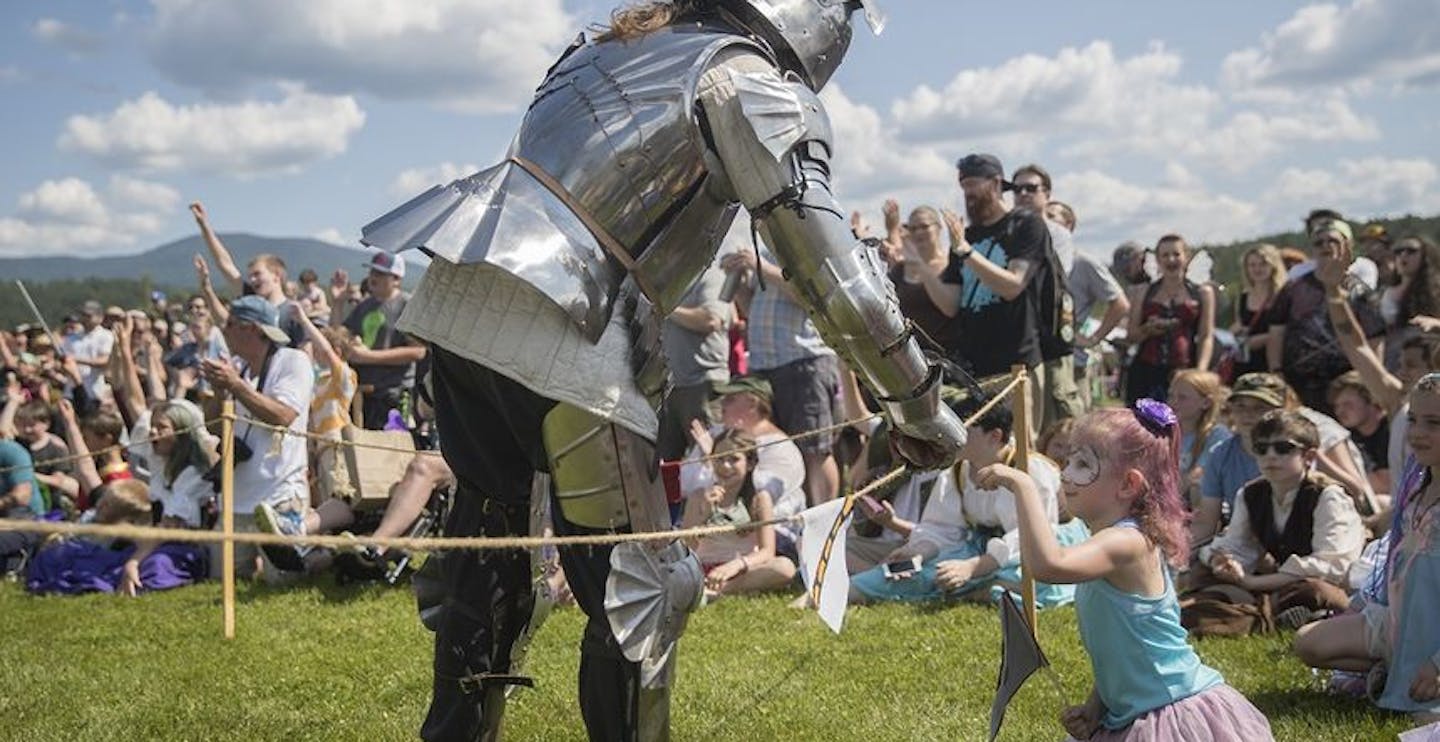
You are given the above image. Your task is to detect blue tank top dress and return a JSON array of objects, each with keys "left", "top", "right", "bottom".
[{"left": 1075, "top": 519, "right": 1222, "bottom": 729}]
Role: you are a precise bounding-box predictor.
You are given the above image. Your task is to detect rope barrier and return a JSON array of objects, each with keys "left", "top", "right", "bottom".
[
  {"left": 8, "top": 361, "right": 1025, "bottom": 475},
  {"left": 0, "top": 370, "right": 1025, "bottom": 552},
  {"left": 0, "top": 423, "right": 210, "bottom": 475},
  {"left": 664, "top": 413, "right": 880, "bottom": 468},
  {"left": 0, "top": 460, "right": 903, "bottom": 552},
  {"left": 0, "top": 515, "right": 802, "bottom": 552}
]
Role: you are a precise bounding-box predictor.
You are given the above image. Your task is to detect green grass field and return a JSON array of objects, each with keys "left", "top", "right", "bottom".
[{"left": 0, "top": 578, "right": 1417, "bottom": 741}]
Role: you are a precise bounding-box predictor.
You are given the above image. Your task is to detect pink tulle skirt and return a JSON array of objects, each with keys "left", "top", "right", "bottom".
[{"left": 1069, "top": 684, "right": 1274, "bottom": 742}]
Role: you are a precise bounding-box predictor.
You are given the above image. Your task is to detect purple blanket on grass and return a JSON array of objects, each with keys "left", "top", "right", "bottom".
[{"left": 25, "top": 539, "right": 209, "bottom": 595}]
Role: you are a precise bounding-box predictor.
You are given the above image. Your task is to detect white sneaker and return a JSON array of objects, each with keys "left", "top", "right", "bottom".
[{"left": 253, "top": 502, "right": 309, "bottom": 573}]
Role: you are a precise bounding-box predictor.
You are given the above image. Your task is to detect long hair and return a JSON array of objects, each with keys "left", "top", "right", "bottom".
[
  {"left": 592, "top": 1, "right": 700, "bottom": 42},
  {"left": 1399, "top": 236, "right": 1440, "bottom": 324},
  {"left": 1071, "top": 407, "right": 1190, "bottom": 568},
  {"left": 1170, "top": 369, "right": 1225, "bottom": 467},
  {"left": 155, "top": 402, "right": 211, "bottom": 488},
  {"left": 1240, "top": 243, "right": 1286, "bottom": 298},
  {"left": 711, "top": 428, "right": 758, "bottom": 507}
]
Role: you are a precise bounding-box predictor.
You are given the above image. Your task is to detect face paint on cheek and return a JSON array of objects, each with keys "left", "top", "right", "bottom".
[{"left": 1062, "top": 447, "right": 1102, "bottom": 488}]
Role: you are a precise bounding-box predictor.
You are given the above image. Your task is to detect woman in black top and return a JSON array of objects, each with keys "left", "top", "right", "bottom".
[{"left": 1232, "top": 243, "right": 1286, "bottom": 377}]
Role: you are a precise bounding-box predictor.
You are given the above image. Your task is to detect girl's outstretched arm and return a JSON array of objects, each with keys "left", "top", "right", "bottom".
[{"left": 974, "top": 463, "right": 1147, "bottom": 584}]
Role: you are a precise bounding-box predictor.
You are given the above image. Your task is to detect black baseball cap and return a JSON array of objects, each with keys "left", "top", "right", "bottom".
[{"left": 956, "top": 153, "right": 1013, "bottom": 191}]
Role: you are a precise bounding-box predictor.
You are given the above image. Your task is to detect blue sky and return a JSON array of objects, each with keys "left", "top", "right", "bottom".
[{"left": 2, "top": 0, "right": 1437, "bottom": 263}]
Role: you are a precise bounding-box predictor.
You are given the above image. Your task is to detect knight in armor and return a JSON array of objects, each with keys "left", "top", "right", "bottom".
[{"left": 360, "top": 1, "right": 965, "bottom": 739}]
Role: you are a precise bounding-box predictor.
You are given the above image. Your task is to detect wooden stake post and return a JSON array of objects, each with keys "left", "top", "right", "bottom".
[
  {"left": 220, "top": 399, "right": 236, "bottom": 640},
  {"left": 1009, "top": 364, "right": 1038, "bottom": 633}
]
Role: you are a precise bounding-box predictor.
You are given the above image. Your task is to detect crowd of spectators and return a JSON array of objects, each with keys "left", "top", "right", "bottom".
[
  {"left": 1, "top": 201, "right": 445, "bottom": 590},
  {"left": 2, "top": 156, "right": 1439, "bottom": 725}
]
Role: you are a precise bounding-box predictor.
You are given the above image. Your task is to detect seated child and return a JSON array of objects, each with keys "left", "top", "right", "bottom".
[
  {"left": 844, "top": 424, "right": 940, "bottom": 573},
  {"left": 849, "top": 393, "right": 1083, "bottom": 607},
  {"left": 1295, "top": 374, "right": 1440, "bottom": 724},
  {"left": 1188, "top": 410, "right": 1366, "bottom": 632},
  {"left": 13, "top": 400, "right": 80, "bottom": 515},
  {"left": 978, "top": 401, "right": 1273, "bottom": 740},
  {"left": 0, "top": 437, "right": 42, "bottom": 575},
  {"left": 680, "top": 429, "right": 796, "bottom": 600},
  {"left": 54, "top": 400, "right": 133, "bottom": 512},
  {"left": 26, "top": 479, "right": 209, "bottom": 595}
]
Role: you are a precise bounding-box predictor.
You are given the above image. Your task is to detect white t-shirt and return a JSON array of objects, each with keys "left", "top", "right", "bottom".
[
  {"left": 1299, "top": 406, "right": 1376, "bottom": 505},
  {"left": 64, "top": 326, "right": 115, "bottom": 401},
  {"left": 231, "top": 347, "right": 313, "bottom": 513},
  {"left": 909, "top": 453, "right": 1062, "bottom": 566},
  {"left": 127, "top": 402, "right": 218, "bottom": 527}
]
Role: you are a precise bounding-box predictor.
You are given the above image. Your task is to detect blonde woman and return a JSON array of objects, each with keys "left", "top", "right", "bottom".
[
  {"left": 1168, "top": 369, "right": 1228, "bottom": 504},
  {"left": 1231, "top": 244, "right": 1285, "bottom": 376}
]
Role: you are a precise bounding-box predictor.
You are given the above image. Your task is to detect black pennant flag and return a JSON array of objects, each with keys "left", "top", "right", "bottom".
[{"left": 989, "top": 592, "right": 1051, "bottom": 741}]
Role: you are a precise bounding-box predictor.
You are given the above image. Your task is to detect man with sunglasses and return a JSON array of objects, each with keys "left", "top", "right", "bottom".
[
  {"left": 1267, "top": 218, "right": 1385, "bottom": 414},
  {"left": 1012, "top": 163, "right": 1073, "bottom": 274},
  {"left": 1014, "top": 162, "right": 1085, "bottom": 426}
]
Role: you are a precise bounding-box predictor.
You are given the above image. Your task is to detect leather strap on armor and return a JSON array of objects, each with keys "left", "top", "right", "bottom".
[{"left": 508, "top": 155, "right": 662, "bottom": 306}]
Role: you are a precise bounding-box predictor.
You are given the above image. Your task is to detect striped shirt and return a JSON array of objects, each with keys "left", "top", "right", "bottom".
[{"left": 310, "top": 365, "right": 358, "bottom": 441}]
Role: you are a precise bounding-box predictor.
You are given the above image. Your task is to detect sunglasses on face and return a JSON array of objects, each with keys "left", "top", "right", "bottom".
[
  {"left": 1251, "top": 439, "right": 1303, "bottom": 456},
  {"left": 1311, "top": 238, "right": 1343, "bottom": 250},
  {"left": 1013, "top": 184, "right": 1044, "bottom": 195}
]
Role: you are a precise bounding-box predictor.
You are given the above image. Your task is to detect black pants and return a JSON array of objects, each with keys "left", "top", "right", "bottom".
[{"left": 421, "top": 346, "right": 643, "bottom": 742}]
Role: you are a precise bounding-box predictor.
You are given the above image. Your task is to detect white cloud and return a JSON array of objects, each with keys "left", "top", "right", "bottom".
[
  {"left": 58, "top": 86, "right": 365, "bottom": 176},
  {"left": 18, "top": 178, "right": 109, "bottom": 226},
  {"left": 0, "top": 176, "right": 180, "bottom": 255},
  {"left": 145, "top": 0, "right": 575, "bottom": 113},
  {"left": 390, "top": 161, "right": 481, "bottom": 199},
  {"left": 1058, "top": 170, "right": 1265, "bottom": 254},
  {"left": 313, "top": 227, "right": 349, "bottom": 245},
  {"left": 885, "top": 40, "right": 1376, "bottom": 172},
  {"left": 891, "top": 41, "right": 1218, "bottom": 151},
  {"left": 108, "top": 175, "right": 181, "bottom": 211},
  {"left": 31, "top": 18, "right": 104, "bottom": 55},
  {"left": 1165, "top": 96, "right": 1379, "bottom": 169},
  {"left": 1223, "top": 0, "right": 1440, "bottom": 91},
  {"left": 1265, "top": 157, "right": 1440, "bottom": 219}
]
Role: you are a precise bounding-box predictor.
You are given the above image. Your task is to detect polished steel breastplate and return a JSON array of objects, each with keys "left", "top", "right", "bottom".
[{"left": 364, "top": 25, "right": 766, "bottom": 341}]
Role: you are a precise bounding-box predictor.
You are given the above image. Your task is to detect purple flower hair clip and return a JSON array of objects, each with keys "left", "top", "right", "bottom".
[{"left": 1133, "top": 398, "right": 1177, "bottom": 435}]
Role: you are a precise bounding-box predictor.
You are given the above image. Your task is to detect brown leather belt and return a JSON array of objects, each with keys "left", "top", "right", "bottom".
[{"left": 507, "top": 155, "right": 660, "bottom": 305}]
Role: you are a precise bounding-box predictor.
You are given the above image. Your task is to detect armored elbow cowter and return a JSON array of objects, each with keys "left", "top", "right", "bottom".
[{"left": 703, "top": 67, "right": 964, "bottom": 467}]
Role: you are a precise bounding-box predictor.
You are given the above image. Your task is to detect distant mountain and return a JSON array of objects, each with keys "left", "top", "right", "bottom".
[{"left": 0, "top": 233, "right": 423, "bottom": 288}]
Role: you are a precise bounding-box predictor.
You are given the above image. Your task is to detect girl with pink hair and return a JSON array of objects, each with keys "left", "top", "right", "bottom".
[{"left": 975, "top": 401, "right": 1273, "bottom": 741}]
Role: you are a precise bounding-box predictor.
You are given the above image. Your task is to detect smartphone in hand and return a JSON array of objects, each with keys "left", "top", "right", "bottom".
[{"left": 880, "top": 555, "right": 922, "bottom": 580}]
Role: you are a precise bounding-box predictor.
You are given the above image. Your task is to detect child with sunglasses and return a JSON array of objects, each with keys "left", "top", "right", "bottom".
[
  {"left": 1193, "top": 410, "right": 1366, "bottom": 632},
  {"left": 974, "top": 401, "right": 1272, "bottom": 740}
]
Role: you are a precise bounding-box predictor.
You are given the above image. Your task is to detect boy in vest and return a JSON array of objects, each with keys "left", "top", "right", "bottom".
[{"left": 1196, "top": 410, "right": 1366, "bottom": 631}]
